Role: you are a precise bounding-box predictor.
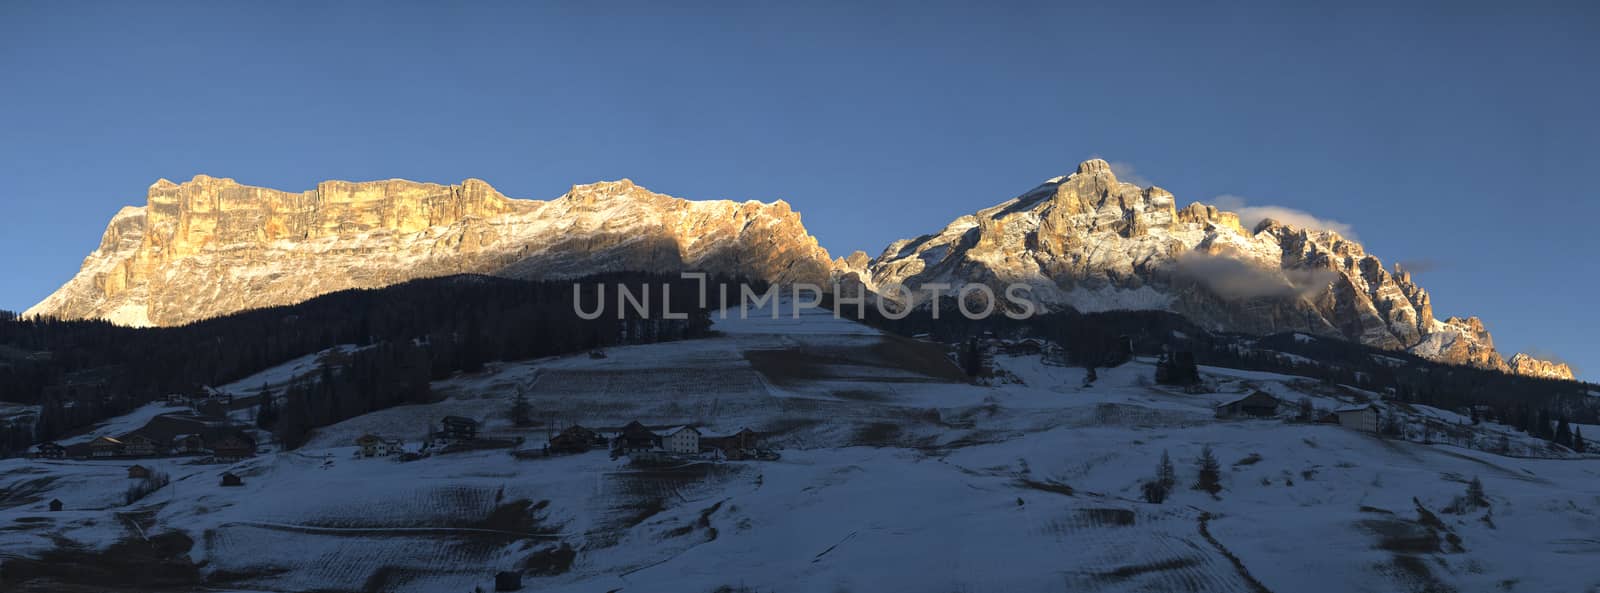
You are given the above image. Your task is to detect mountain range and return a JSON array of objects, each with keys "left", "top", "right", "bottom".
[{"left": 24, "top": 159, "right": 1573, "bottom": 380}]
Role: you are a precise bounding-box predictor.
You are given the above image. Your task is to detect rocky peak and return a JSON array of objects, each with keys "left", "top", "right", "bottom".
[{"left": 865, "top": 157, "right": 1575, "bottom": 381}]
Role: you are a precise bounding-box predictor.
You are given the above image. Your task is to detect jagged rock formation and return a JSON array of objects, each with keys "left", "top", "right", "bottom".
[
  {"left": 25, "top": 176, "right": 833, "bottom": 327},
  {"left": 1508, "top": 353, "right": 1576, "bottom": 381},
  {"left": 864, "top": 159, "right": 1573, "bottom": 380}
]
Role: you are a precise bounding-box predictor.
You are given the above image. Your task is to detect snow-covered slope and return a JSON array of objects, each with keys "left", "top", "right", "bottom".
[{"left": 3, "top": 306, "right": 1595, "bottom": 593}]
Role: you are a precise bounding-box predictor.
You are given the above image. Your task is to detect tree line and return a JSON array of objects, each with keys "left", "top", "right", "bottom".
[{"left": 1, "top": 272, "right": 745, "bottom": 453}]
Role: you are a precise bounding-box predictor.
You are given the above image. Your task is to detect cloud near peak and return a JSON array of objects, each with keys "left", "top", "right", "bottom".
[{"left": 1212, "top": 194, "right": 1357, "bottom": 240}]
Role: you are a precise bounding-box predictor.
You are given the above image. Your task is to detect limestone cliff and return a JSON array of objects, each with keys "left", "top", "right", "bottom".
[{"left": 25, "top": 176, "right": 834, "bottom": 327}]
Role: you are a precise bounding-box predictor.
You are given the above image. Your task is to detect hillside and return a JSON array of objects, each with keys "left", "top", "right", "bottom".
[{"left": 3, "top": 304, "right": 1597, "bottom": 593}]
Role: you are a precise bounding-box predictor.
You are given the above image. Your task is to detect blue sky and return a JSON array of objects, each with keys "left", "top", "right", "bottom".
[{"left": 2, "top": 1, "right": 1596, "bottom": 378}]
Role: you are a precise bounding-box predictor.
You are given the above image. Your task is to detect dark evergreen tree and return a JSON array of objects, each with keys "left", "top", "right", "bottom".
[
  {"left": 961, "top": 338, "right": 983, "bottom": 378},
  {"left": 1193, "top": 445, "right": 1221, "bottom": 495},
  {"left": 1537, "top": 409, "right": 1554, "bottom": 440},
  {"left": 1574, "top": 426, "right": 1586, "bottom": 453},
  {"left": 1158, "top": 449, "right": 1176, "bottom": 490},
  {"left": 1465, "top": 476, "right": 1488, "bottom": 509},
  {"left": 255, "top": 386, "right": 278, "bottom": 430},
  {"left": 509, "top": 387, "right": 533, "bottom": 427},
  {"left": 1555, "top": 416, "right": 1573, "bottom": 448}
]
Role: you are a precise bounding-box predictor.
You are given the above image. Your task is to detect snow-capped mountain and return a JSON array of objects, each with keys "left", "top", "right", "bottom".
[
  {"left": 862, "top": 159, "right": 1573, "bottom": 380},
  {"left": 24, "top": 175, "right": 834, "bottom": 327}
]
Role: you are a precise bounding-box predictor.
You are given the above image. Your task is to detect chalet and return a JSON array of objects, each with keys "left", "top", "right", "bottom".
[
  {"left": 661, "top": 426, "right": 701, "bottom": 455},
  {"left": 211, "top": 434, "right": 256, "bottom": 461},
  {"left": 703, "top": 428, "right": 762, "bottom": 459},
  {"left": 1335, "top": 404, "right": 1380, "bottom": 434},
  {"left": 173, "top": 434, "right": 206, "bottom": 455},
  {"left": 121, "top": 434, "right": 160, "bottom": 457},
  {"left": 612, "top": 421, "right": 661, "bottom": 453},
  {"left": 1214, "top": 391, "right": 1280, "bottom": 419},
  {"left": 34, "top": 442, "right": 66, "bottom": 459},
  {"left": 49, "top": 499, "right": 63, "bottom": 512},
  {"left": 355, "top": 434, "right": 400, "bottom": 457},
  {"left": 128, "top": 465, "right": 151, "bottom": 479},
  {"left": 220, "top": 472, "right": 243, "bottom": 487},
  {"left": 90, "top": 436, "right": 125, "bottom": 458},
  {"left": 548, "top": 425, "right": 601, "bottom": 454},
  {"left": 439, "top": 416, "right": 479, "bottom": 441}
]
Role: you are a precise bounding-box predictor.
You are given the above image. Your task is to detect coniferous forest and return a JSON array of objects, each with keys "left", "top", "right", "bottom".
[{"left": 0, "top": 273, "right": 747, "bottom": 454}]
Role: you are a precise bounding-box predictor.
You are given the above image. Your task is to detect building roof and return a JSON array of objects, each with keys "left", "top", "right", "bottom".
[
  {"left": 658, "top": 425, "right": 701, "bottom": 436},
  {"left": 1215, "top": 391, "right": 1278, "bottom": 408},
  {"left": 92, "top": 436, "right": 124, "bottom": 446},
  {"left": 441, "top": 416, "right": 478, "bottom": 425},
  {"left": 1334, "top": 403, "right": 1375, "bottom": 413}
]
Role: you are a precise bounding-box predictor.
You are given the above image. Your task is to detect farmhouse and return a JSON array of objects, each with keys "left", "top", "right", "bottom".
[
  {"left": 612, "top": 421, "right": 660, "bottom": 453},
  {"left": 548, "top": 425, "right": 601, "bottom": 454},
  {"left": 439, "top": 416, "right": 479, "bottom": 441},
  {"left": 89, "top": 436, "right": 124, "bottom": 458},
  {"left": 1214, "top": 391, "right": 1280, "bottom": 419},
  {"left": 355, "top": 434, "right": 403, "bottom": 457},
  {"left": 1335, "top": 404, "right": 1380, "bottom": 434},
  {"left": 660, "top": 426, "right": 701, "bottom": 455},
  {"left": 212, "top": 434, "right": 256, "bottom": 461},
  {"left": 121, "top": 434, "right": 160, "bottom": 457},
  {"left": 34, "top": 442, "right": 65, "bottom": 459},
  {"left": 704, "top": 428, "right": 763, "bottom": 459},
  {"left": 173, "top": 434, "right": 206, "bottom": 455}
]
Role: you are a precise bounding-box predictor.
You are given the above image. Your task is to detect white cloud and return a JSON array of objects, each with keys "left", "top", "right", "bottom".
[
  {"left": 1174, "top": 250, "right": 1337, "bottom": 300},
  {"left": 1106, "top": 161, "right": 1152, "bottom": 187},
  {"left": 1212, "top": 194, "right": 1357, "bottom": 240}
]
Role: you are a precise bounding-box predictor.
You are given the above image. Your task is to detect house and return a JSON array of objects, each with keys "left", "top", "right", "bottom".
[
  {"left": 121, "top": 434, "right": 160, "bottom": 457},
  {"left": 49, "top": 498, "right": 63, "bottom": 512},
  {"left": 173, "top": 434, "right": 206, "bottom": 455},
  {"left": 660, "top": 426, "right": 701, "bottom": 455},
  {"left": 128, "top": 465, "right": 151, "bottom": 479},
  {"left": 211, "top": 434, "right": 256, "bottom": 461},
  {"left": 548, "top": 425, "right": 600, "bottom": 454},
  {"left": 90, "top": 436, "right": 125, "bottom": 458},
  {"left": 355, "top": 434, "right": 399, "bottom": 457},
  {"left": 1335, "top": 404, "right": 1381, "bottom": 433},
  {"left": 439, "top": 416, "right": 479, "bottom": 441},
  {"left": 704, "top": 428, "right": 763, "bottom": 459},
  {"left": 1214, "top": 391, "right": 1280, "bottom": 419},
  {"left": 612, "top": 421, "right": 661, "bottom": 454},
  {"left": 34, "top": 442, "right": 66, "bottom": 459},
  {"left": 220, "top": 472, "right": 243, "bottom": 487}
]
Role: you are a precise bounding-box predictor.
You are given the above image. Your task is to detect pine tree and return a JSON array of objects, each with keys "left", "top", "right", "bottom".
[
  {"left": 255, "top": 385, "right": 278, "bottom": 430},
  {"left": 1158, "top": 449, "right": 1176, "bottom": 490},
  {"left": 1574, "top": 426, "right": 1586, "bottom": 453},
  {"left": 1465, "top": 476, "right": 1488, "bottom": 509},
  {"left": 509, "top": 387, "right": 533, "bottom": 427},
  {"left": 961, "top": 338, "right": 983, "bottom": 378},
  {"left": 1193, "top": 445, "right": 1221, "bottom": 495},
  {"left": 1555, "top": 416, "right": 1573, "bottom": 448},
  {"left": 1537, "top": 409, "right": 1554, "bottom": 440}
]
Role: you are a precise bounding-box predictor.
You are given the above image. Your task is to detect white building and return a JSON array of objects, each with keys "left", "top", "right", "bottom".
[
  {"left": 1335, "top": 404, "right": 1380, "bottom": 433},
  {"left": 660, "top": 426, "right": 701, "bottom": 455}
]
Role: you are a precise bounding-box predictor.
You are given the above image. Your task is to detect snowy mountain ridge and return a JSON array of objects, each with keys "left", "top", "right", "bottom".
[{"left": 859, "top": 159, "right": 1573, "bottom": 380}]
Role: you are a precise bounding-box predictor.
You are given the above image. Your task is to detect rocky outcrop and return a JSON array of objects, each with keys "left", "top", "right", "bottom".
[
  {"left": 1508, "top": 353, "right": 1576, "bottom": 381},
  {"left": 864, "top": 159, "right": 1573, "bottom": 380},
  {"left": 26, "top": 176, "right": 834, "bottom": 327}
]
